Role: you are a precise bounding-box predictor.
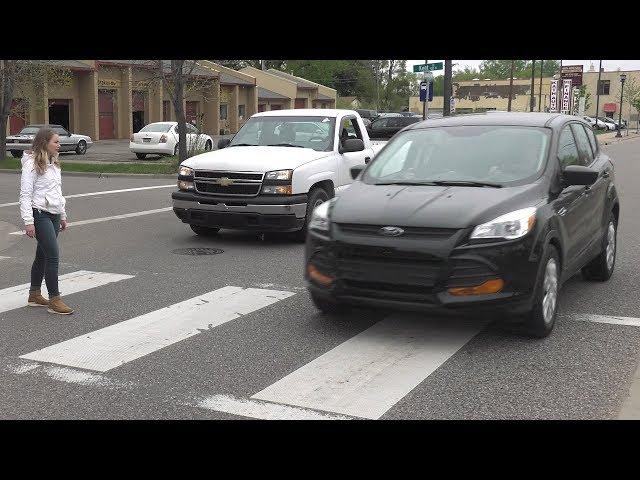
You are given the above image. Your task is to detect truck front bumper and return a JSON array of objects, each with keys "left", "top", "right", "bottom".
[{"left": 172, "top": 191, "right": 308, "bottom": 232}]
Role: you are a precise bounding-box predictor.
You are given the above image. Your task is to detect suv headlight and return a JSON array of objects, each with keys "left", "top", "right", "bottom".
[
  {"left": 309, "top": 200, "right": 333, "bottom": 232},
  {"left": 177, "top": 166, "right": 194, "bottom": 191},
  {"left": 470, "top": 207, "right": 537, "bottom": 240}
]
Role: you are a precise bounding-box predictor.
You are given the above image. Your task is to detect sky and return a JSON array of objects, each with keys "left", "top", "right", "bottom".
[{"left": 407, "top": 60, "right": 640, "bottom": 76}]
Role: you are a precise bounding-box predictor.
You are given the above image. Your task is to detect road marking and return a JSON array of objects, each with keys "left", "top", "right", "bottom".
[
  {"left": 0, "top": 184, "right": 175, "bottom": 208},
  {"left": 0, "top": 256, "right": 9, "bottom": 260},
  {"left": 0, "top": 270, "right": 134, "bottom": 314},
  {"left": 196, "top": 394, "right": 353, "bottom": 420},
  {"left": 252, "top": 313, "right": 486, "bottom": 420},
  {"left": 572, "top": 314, "right": 640, "bottom": 327},
  {"left": 9, "top": 207, "right": 173, "bottom": 235},
  {"left": 21, "top": 286, "right": 295, "bottom": 372}
]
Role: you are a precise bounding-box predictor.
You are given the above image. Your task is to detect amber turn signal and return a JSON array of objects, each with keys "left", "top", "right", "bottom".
[
  {"left": 448, "top": 278, "right": 504, "bottom": 296},
  {"left": 307, "top": 264, "right": 334, "bottom": 286}
]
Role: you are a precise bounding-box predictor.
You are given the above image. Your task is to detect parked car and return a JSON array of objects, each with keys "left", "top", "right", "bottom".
[
  {"left": 583, "top": 116, "right": 612, "bottom": 130},
  {"left": 305, "top": 112, "right": 619, "bottom": 338},
  {"left": 6, "top": 124, "right": 93, "bottom": 157},
  {"left": 366, "top": 115, "right": 422, "bottom": 139},
  {"left": 355, "top": 109, "right": 378, "bottom": 122},
  {"left": 377, "top": 112, "right": 403, "bottom": 118},
  {"left": 172, "top": 109, "right": 386, "bottom": 239},
  {"left": 129, "top": 121, "right": 213, "bottom": 160},
  {"left": 399, "top": 111, "right": 421, "bottom": 117},
  {"left": 361, "top": 118, "right": 372, "bottom": 127},
  {"left": 598, "top": 117, "right": 626, "bottom": 130}
]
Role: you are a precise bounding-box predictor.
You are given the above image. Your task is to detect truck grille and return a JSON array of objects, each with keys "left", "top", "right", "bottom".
[{"left": 194, "top": 170, "right": 263, "bottom": 197}]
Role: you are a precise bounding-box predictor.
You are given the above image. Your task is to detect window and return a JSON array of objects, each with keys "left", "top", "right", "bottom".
[
  {"left": 557, "top": 126, "right": 581, "bottom": 168},
  {"left": 570, "top": 123, "right": 594, "bottom": 165},
  {"left": 387, "top": 118, "right": 404, "bottom": 128},
  {"left": 238, "top": 104, "right": 246, "bottom": 119},
  {"left": 186, "top": 123, "right": 198, "bottom": 134},
  {"left": 598, "top": 80, "right": 610, "bottom": 95},
  {"left": 140, "top": 123, "right": 172, "bottom": 133},
  {"left": 53, "top": 126, "right": 69, "bottom": 136},
  {"left": 372, "top": 118, "right": 389, "bottom": 129},
  {"left": 583, "top": 124, "right": 598, "bottom": 155},
  {"left": 220, "top": 104, "right": 228, "bottom": 120}
]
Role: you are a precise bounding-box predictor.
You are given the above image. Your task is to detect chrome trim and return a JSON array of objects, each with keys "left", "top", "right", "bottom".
[
  {"left": 173, "top": 198, "right": 307, "bottom": 218},
  {"left": 193, "top": 170, "right": 265, "bottom": 197}
]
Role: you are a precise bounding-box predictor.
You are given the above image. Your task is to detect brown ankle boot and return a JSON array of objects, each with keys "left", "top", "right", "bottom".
[
  {"left": 47, "top": 296, "right": 74, "bottom": 315},
  {"left": 27, "top": 290, "right": 49, "bottom": 307}
]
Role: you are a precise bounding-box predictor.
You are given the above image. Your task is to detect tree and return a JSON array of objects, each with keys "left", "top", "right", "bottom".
[
  {"left": 210, "top": 60, "right": 287, "bottom": 71},
  {"left": 621, "top": 77, "right": 640, "bottom": 126},
  {"left": 578, "top": 85, "right": 592, "bottom": 112},
  {"left": 477, "top": 60, "right": 560, "bottom": 80},
  {"left": 1, "top": 60, "right": 71, "bottom": 159}
]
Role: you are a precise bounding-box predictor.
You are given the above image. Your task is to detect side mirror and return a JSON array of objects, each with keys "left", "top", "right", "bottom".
[
  {"left": 218, "top": 138, "right": 231, "bottom": 149},
  {"left": 341, "top": 138, "right": 364, "bottom": 153},
  {"left": 350, "top": 165, "right": 365, "bottom": 180},
  {"left": 562, "top": 165, "right": 599, "bottom": 187}
]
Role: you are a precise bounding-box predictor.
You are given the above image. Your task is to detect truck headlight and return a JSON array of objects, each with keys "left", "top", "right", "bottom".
[
  {"left": 309, "top": 200, "right": 333, "bottom": 232},
  {"left": 470, "top": 207, "right": 537, "bottom": 241},
  {"left": 265, "top": 169, "right": 293, "bottom": 181},
  {"left": 262, "top": 185, "right": 293, "bottom": 195},
  {"left": 178, "top": 166, "right": 194, "bottom": 191}
]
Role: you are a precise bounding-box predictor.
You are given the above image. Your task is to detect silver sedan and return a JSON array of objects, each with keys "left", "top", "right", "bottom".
[{"left": 6, "top": 124, "right": 93, "bottom": 157}]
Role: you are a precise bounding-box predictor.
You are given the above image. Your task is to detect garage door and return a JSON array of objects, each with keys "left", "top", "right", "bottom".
[
  {"left": 295, "top": 98, "right": 306, "bottom": 109},
  {"left": 98, "top": 90, "right": 116, "bottom": 140}
]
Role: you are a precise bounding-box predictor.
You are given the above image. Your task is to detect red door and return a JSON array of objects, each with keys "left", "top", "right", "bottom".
[
  {"left": 186, "top": 101, "right": 198, "bottom": 125},
  {"left": 163, "top": 101, "right": 170, "bottom": 121},
  {"left": 98, "top": 90, "right": 115, "bottom": 140},
  {"left": 258, "top": 104, "right": 266, "bottom": 113},
  {"left": 294, "top": 98, "right": 306, "bottom": 109},
  {"left": 9, "top": 99, "right": 27, "bottom": 134}
]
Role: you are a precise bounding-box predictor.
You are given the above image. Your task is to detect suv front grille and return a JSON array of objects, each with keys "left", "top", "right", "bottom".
[{"left": 336, "top": 223, "right": 457, "bottom": 240}]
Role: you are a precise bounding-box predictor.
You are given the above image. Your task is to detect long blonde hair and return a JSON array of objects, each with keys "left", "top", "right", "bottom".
[{"left": 30, "top": 127, "right": 60, "bottom": 175}]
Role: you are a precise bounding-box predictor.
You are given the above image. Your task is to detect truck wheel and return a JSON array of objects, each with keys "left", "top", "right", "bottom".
[
  {"left": 582, "top": 212, "right": 616, "bottom": 281},
  {"left": 135, "top": 153, "right": 147, "bottom": 160},
  {"left": 521, "top": 245, "right": 560, "bottom": 338},
  {"left": 310, "top": 292, "right": 350, "bottom": 316},
  {"left": 190, "top": 225, "right": 220, "bottom": 236},
  {"left": 294, "top": 188, "right": 329, "bottom": 242}
]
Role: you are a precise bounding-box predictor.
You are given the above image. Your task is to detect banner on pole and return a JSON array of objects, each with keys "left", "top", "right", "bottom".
[
  {"left": 572, "top": 87, "right": 580, "bottom": 116},
  {"left": 550, "top": 80, "right": 559, "bottom": 112},
  {"left": 561, "top": 79, "right": 572, "bottom": 114}
]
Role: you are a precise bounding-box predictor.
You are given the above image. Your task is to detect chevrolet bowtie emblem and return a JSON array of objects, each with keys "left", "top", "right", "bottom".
[
  {"left": 379, "top": 226, "right": 404, "bottom": 237},
  {"left": 218, "top": 177, "right": 233, "bottom": 186}
]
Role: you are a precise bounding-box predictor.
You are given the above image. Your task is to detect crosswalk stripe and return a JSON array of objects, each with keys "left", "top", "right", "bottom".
[
  {"left": 572, "top": 314, "right": 640, "bottom": 327},
  {"left": 9, "top": 207, "right": 173, "bottom": 235},
  {"left": 0, "top": 270, "right": 134, "bottom": 314},
  {"left": 20, "top": 286, "right": 295, "bottom": 372},
  {"left": 0, "top": 184, "right": 175, "bottom": 208},
  {"left": 252, "top": 313, "right": 486, "bottom": 420},
  {"left": 196, "top": 394, "right": 353, "bottom": 420}
]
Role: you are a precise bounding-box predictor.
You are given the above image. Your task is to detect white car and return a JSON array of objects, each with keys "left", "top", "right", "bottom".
[
  {"left": 6, "top": 124, "right": 93, "bottom": 157},
  {"left": 583, "top": 116, "right": 613, "bottom": 131},
  {"left": 129, "top": 121, "right": 213, "bottom": 159}
]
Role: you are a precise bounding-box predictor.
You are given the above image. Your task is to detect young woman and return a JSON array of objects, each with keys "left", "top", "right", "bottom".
[{"left": 19, "top": 127, "right": 73, "bottom": 315}]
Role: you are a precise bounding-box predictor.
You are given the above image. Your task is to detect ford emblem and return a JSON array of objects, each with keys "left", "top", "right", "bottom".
[{"left": 379, "top": 226, "right": 404, "bottom": 237}]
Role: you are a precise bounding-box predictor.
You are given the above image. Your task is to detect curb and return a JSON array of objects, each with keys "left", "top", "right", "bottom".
[
  {"left": 618, "top": 358, "right": 640, "bottom": 419},
  {"left": 601, "top": 133, "right": 640, "bottom": 145},
  {"left": 0, "top": 169, "right": 177, "bottom": 179}
]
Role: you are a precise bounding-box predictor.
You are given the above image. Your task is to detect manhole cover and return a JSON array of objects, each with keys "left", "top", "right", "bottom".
[{"left": 172, "top": 248, "right": 224, "bottom": 256}]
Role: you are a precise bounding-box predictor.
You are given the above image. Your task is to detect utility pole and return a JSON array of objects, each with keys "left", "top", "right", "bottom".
[
  {"left": 530, "top": 60, "right": 536, "bottom": 112},
  {"left": 443, "top": 59, "right": 452, "bottom": 116},
  {"left": 538, "top": 59, "right": 544, "bottom": 111},
  {"left": 261, "top": 60, "right": 265, "bottom": 71},
  {"left": 595, "top": 60, "right": 602, "bottom": 120},
  {"left": 507, "top": 60, "right": 515, "bottom": 111}
]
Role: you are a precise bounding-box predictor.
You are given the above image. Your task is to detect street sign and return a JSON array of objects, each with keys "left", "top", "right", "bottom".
[
  {"left": 419, "top": 81, "right": 434, "bottom": 102},
  {"left": 413, "top": 62, "right": 443, "bottom": 73},
  {"left": 561, "top": 65, "right": 583, "bottom": 88}
]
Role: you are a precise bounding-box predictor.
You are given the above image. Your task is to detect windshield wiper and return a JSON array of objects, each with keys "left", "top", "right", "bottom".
[
  {"left": 374, "top": 181, "right": 438, "bottom": 186},
  {"left": 267, "top": 143, "right": 305, "bottom": 148},
  {"left": 431, "top": 180, "right": 503, "bottom": 188},
  {"left": 229, "top": 143, "right": 257, "bottom": 147}
]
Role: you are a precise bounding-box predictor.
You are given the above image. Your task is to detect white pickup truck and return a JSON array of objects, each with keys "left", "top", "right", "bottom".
[{"left": 172, "top": 109, "right": 385, "bottom": 239}]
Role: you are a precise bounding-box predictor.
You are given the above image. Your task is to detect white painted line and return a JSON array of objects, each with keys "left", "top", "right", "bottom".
[
  {"left": 9, "top": 207, "right": 173, "bottom": 235},
  {"left": 0, "top": 256, "right": 9, "bottom": 260},
  {"left": 253, "top": 314, "right": 486, "bottom": 420},
  {"left": 573, "top": 314, "right": 640, "bottom": 327},
  {"left": 0, "top": 270, "right": 134, "bottom": 314},
  {"left": 21, "top": 286, "right": 295, "bottom": 372},
  {"left": 196, "top": 394, "right": 353, "bottom": 420},
  {"left": 0, "top": 184, "right": 175, "bottom": 208}
]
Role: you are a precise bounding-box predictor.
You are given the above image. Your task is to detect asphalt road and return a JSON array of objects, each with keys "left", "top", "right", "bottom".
[{"left": 1, "top": 138, "right": 640, "bottom": 420}]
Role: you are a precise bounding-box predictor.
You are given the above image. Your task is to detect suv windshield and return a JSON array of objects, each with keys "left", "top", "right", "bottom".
[
  {"left": 140, "top": 123, "right": 173, "bottom": 133},
  {"left": 230, "top": 116, "right": 336, "bottom": 151},
  {"left": 363, "top": 125, "right": 551, "bottom": 187},
  {"left": 19, "top": 127, "right": 41, "bottom": 135}
]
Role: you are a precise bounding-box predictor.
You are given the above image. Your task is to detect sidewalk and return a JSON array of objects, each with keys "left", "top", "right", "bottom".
[{"left": 598, "top": 129, "right": 640, "bottom": 145}]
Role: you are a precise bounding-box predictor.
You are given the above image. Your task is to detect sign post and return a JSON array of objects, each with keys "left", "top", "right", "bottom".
[
  {"left": 561, "top": 79, "right": 572, "bottom": 114},
  {"left": 550, "top": 79, "right": 559, "bottom": 112},
  {"left": 572, "top": 87, "right": 580, "bottom": 116},
  {"left": 420, "top": 71, "right": 434, "bottom": 120}
]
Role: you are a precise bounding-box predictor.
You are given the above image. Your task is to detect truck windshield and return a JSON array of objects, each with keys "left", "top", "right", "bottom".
[
  {"left": 229, "top": 116, "right": 336, "bottom": 152},
  {"left": 363, "top": 126, "right": 551, "bottom": 187}
]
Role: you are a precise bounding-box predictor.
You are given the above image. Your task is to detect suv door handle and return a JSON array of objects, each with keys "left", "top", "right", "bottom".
[{"left": 365, "top": 157, "right": 371, "bottom": 164}]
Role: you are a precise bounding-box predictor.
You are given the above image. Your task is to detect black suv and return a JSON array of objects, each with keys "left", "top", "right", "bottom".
[
  {"left": 366, "top": 116, "right": 421, "bottom": 139},
  {"left": 305, "top": 113, "right": 620, "bottom": 337}
]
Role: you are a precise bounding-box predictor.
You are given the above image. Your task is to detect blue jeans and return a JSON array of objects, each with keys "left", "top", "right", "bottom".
[{"left": 30, "top": 208, "right": 61, "bottom": 297}]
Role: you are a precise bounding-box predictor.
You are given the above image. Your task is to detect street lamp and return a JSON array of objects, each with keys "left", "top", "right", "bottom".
[{"left": 616, "top": 73, "right": 627, "bottom": 138}]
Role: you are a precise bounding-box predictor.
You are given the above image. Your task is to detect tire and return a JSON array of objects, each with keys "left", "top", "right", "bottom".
[
  {"left": 190, "top": 224, "right": 220, "bottom": 236},
  {"left": 310, "top": 291, "right": 350, "bottom": 315},
  {"left": 204, "top": 140, "right": 212, "bottom": 151},
  {"left": 9, "top": 150, "right": 21, "bottom": 158},
  {"left": 174, "top": 145, "right": 179, "bottom": 156},
  {"left": 522, "top": 245, "right": 561, "bottom": 338},
  {"left": 75, "top": 140, "right": 87, "bottom": 155},
  {"left": 293, "top": 187, "right": 330, "bottom": 242},
  {"left": 582, "top": 212, "right": 617, "bottom": 281},
  {"left": 135, "top": 153, "right": 147, "bottom": 160}
]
